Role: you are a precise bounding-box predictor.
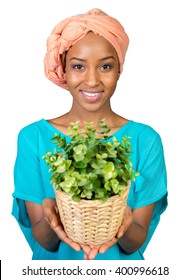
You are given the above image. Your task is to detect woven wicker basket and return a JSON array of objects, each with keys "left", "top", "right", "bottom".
[{"left": 54, "top": 181, "right": 130, "bottom": 246}]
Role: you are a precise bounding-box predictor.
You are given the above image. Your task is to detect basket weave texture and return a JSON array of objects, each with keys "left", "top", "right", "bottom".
[{"left": 54, "top": 181, "right": 130, "bottom": 246}]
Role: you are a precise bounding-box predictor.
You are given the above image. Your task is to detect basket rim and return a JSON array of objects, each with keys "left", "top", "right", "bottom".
[{"left": 54, "top": 180, "right": 130, "bottom": 207}]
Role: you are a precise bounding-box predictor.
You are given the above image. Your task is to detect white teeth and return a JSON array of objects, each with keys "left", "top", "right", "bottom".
[{"left": 82, "top": 91, "right": 99, "bottom": 97}]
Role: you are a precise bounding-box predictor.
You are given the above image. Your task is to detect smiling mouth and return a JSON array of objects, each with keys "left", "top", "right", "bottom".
[{"left": 80, "top": 90, "right": 103, "bottom": 97}]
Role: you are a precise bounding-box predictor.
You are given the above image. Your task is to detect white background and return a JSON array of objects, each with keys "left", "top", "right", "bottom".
[{"left": 0, "top": 0, "right": 188, "bottom": 278}]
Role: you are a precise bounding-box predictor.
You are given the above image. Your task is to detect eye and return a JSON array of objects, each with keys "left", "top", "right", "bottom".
[
  {"left": 100, "top": 64, "right": 112, "bottom": 71},
  {"left": 71, "top": 64, "right": 85, "bottom": 71}
]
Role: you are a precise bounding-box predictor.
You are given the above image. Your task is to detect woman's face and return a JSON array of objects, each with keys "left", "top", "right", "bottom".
[{"left": 64, "top": 32, "right": 120, "bottom": 113}]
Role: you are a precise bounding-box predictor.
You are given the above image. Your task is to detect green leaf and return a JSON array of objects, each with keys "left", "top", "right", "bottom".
[
  {"left": 77, "top": 174, "right": 88, "bottom": 186},
  {"left": 81, "top": 189, "right": 93, "bottom": 199},
  {"left": 73, "top": 144, "right": 87, "bottom": 161},
  {"left": 73, "top": 160, "right": 88, "bottom": 169},
  {"left": 56, "top": 164, "right": 66, "bottom": 173},
  {"left": 72, "top": 195, "right": 80, "bottom": 202},
  {"left": 105, "top": 142, "right": 117, "bottom": 157},
  {"left": 95, "top": 188, "right": 107, "bottom": 199},
  {"left": 104, "top": 181, "right": 111, "bottom": 191},
  {"left": 102, "top": 162, "right": 118, "bottom": 181},
  {"left": 59, "top": 177, "right": 75, "bottom": 190},
  {"left": 110, "top": 179, "right": 120, "bottom": 194}
]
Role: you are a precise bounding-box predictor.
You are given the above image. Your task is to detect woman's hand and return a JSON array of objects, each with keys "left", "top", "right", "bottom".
[
  {"left": 83, "top": 206, "right": 133, "bottom": 260},
  {"left": 42, "top": 198, "right": 91, "bottom": 255}
]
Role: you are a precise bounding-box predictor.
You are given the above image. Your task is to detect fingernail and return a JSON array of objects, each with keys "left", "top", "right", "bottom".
[
  {"left": 51, "top": 220, "right": 56, "bottom": 228},
  {"left": 117, "top": 232, "right": 123, "bottom": 239}
]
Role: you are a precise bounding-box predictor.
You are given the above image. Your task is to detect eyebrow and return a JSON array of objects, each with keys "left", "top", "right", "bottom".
[{"left": 69, "top": 56, "right": 116, "bottom": 62}]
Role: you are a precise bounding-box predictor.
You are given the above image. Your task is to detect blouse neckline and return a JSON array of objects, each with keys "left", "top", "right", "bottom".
[{"left": 41, "top": 118, "right": 133, "bottom": 139}]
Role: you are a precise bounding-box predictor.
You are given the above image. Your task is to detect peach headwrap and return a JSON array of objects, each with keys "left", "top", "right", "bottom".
[{"left": 44, "top": 8, "right": 129, "bottom": 90}]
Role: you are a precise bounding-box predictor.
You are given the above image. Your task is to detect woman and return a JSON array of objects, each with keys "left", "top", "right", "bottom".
[{"left": 12, "top": 8, "right": 168, "bottom": 260}]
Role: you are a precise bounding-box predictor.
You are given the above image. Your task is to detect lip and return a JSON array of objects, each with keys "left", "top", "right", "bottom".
[{"left": 79, "top": 90, "right": 103, "bottom": 102}]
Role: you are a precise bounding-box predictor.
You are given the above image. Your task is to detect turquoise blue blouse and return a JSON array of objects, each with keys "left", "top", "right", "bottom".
[{"left": 12, "top": 119, "right": 167, "bottom": 260}]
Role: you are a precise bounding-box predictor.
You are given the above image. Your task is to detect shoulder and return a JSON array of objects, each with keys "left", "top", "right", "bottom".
[
  {"left": 123, "top": 120, "right": 161, "bottom": 141},
  {"left": 18, "top": 119, "right": 45, "bottom": 138},
  {"left": 17, "top": 120, "right": 46, "bottom": 152},
  {"left": 123, "top": 120, "right": 164, "bottom": 153},
  {"left": 129, "top": 120, "right": 159, "bottom": 136}
]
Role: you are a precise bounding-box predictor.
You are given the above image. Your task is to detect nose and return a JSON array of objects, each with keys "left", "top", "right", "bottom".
[{"left": 85, "top": 68, "right": 100, "bottom": 87}]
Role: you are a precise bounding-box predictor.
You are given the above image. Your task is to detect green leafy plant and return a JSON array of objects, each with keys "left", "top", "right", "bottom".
[{"left": 43, "top": 120, "right": 139, "bottom": 201}]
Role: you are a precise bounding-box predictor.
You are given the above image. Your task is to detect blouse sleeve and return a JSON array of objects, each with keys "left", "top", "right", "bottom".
[
  {"left": 13, "top": 127, "right": 45, "bottom": 203},
  {"left": 132, "top": 132, "right": 168, "bottom": 253},
  {"left": 12, "top": 127, "right": 45, "bottom": 251},
  {"left": 133, "top": 133, "right": 167, "bottom": 209}
]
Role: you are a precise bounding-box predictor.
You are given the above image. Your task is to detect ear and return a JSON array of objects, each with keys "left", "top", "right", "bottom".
[
  {"left": 117, "top": 71, "right": 121, "bottom": 80},
  {"left": 117, "top": 63, "right": 121, "bottom": 80}
]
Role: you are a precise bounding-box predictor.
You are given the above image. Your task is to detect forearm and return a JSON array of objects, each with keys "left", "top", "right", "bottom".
[
  {"left": 118, "top": 221, "right": 147, "bottom": 254},
  {"left": 32, "top": 217, "right": 60, "bottom": 252}
]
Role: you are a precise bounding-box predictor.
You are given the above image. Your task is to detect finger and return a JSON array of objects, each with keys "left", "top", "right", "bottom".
[
  {"left": 84, "top": 253, "right": 89, "bottom": 260},
  {"left": 53, "top": 225, "right": 81, "bottom": 251},
  {"left": 42, "top": 198, "right": 56, "bottom": 210},
  {"left": 80, "top": 244, "right": 91, "bottom": 255},
  {"left": 55, "top": 205, "right": 59, "bottom": 214},
  {"left": 88, "top": 245, "right": 101, "bottom": 260},
  {"left": 99, "top": 237, "right": 117, "bottom": 254},
  {"left": 117, "top": 220, "right": 131, "bottom": 238},
  {"left": 42, "top": 199, "right": 60, "bottom": 228},
  {"left": 116, "top": 226, "right": 125, "bottom": 239},
  {"left": 117, "top": 207, "right": 133, "bottom": 238}
]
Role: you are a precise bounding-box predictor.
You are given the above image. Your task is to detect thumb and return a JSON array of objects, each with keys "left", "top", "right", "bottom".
[
  {"left": 117, "top": 206, "right": 133, "bottom": 238},
  {"left": 42, "top": 198, "right": 59, "bottom": 228}
]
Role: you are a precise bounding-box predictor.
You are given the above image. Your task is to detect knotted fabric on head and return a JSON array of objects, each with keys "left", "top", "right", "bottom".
[{"left": 44, "top": 8, "right": 129, "bottom": 90}]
